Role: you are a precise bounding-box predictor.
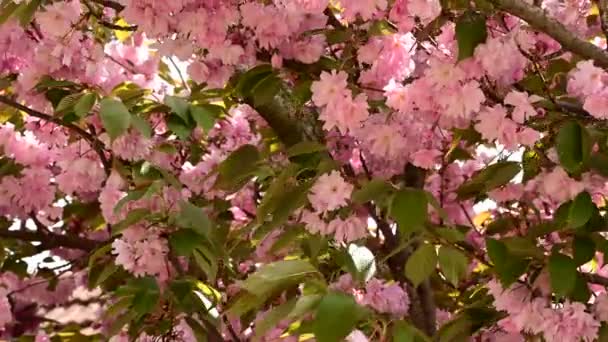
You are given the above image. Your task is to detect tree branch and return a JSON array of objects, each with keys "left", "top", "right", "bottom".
[
  {"left": 0, "top": 228, "right": 100, "bottom": 251},
  {"left": 89, "top": 0, "right": 125, "bottom": 12},
  {"left": 584, "top": 273, "right": 608, "bottom": 286},
  {"left": 99, "top": 20, "right": 138, "bottom": 31},
  {"left": 0, "top": 95, "right": 111, "bottom": 175},
  {"left": 597, "top": 0, "right": 608, "bottom": 50},
  {"left": 490, "top": 0, "right": 608, "bottom": 68}
]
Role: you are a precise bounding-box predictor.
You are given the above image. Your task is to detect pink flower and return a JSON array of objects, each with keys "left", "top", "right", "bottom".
[
  {"left": 488, "top": 183, "right": 524, "bottom": 203},
  {"left": 412, "top": 149, "right": 442, "bottom": 169},
  {"left": 308, "top": 171, "right": 353, "bottom": 213},
  {"left": 36, "top": 0, "right": 81, "bottom": 37},
  {"left": 540, "top": 167, "right": 584, "bottom": 203},
  {"left": 361, "top": 279, "right": 409, "bottom": 316},
  {"left": 311, "top": 70, "right": 349, "bottom": 107},
  {"left": 35, "top": 332, "right": 50, "bottom": 342},
  {"left": 301, "top": 210, "right": 328, "bottom": 235},
  {"left": 583, "top": 89, "right": 608, "bottom": 119},
  {"left": 568, "top": 60, "right": 607, "bottom": 97},
  {"left": 292, "top": 0, "right": 329, "bottom": 13},
  {"left": 332, "top": 216, "right": 368, "bottom": 243},
  {"left": 346, "top": 330, "right": 369, "bottom": 342},
  {"left": 475, "top": 105, "right": 519, "bottom": 150},
  {"left": 110, "top": 130, "right": 154, "bottom": 161},
  {"left": 439, "top": 81, "right": 485, "bottom": 122},
  {"left": 517, "top": 127, "right": 540, "bottom": 147},
  {"left": 112, "top": 225, "right": 169, "bottom": 280},
  {"left": 595, "top": 293, "right": 608, "bottom": 322},
  {"left": 357, "top": 123, "right": 406, "bottom": 159},
  {"left": 407, "top": 0, "right": 441, "bottom": 24},
  {"left": 543, "top": 302, "right": 599, "bottom": 342},
  {"left": 0, "top": 291, "right": 12, "bottom": 330},
  {"left": 342, "top": 0, "right": 387, "bottom": 22},
  {"left": 504, "top": 90, "right": 540, "bottom": 123},
  {"left": 475, "top": 37, "right": 527, "bottom": 84},
  {"left": 320, "top": 92, "right": 369, "bottom": 134}
]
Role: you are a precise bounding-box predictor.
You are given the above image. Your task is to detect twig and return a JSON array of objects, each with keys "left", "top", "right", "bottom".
[
  {"left": 0, "top": 228, "right": 100, "bottom": 251},
  {"left": 89, "top": 0, "right": 125, "bottom": 12},
  {"left": 0, "top": 95, "right": 111, "bottom": 175},
  {"left": 169, "top": 57, "right": 190, "bottom": 91},
  {"left": 489, "top": 0, "right": 608, "bottom": 68},
  {"left": 99, "top": 20, "right": 138, "bottom": 31}
]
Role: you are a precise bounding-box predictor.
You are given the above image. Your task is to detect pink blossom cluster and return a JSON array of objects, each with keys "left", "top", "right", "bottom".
[
  {"left": 475, "top": 103, "right": 540, "bottom": 151},
  {"left": 569, "top": 60, "right": 608, "bottom": 119},
  {"left": 303, "top": 171, "right": 368, "bottom": 243},
  {"left": 312, "top": 70, "right": 370, "bottom": 134},
  {"left": 487, "top": 280, "right": 600, "bottom": 342},
  {"left": 111, "top": 225, "right": 170, "bottom": 280},
  {"left": 331, "top": 274, "right": 410, "bottom": 317}
]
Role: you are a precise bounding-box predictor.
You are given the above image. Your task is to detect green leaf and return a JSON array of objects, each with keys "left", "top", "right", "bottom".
[
  {"left": 166, "top": 114, "right": 193, "bottom": 140},
  {"left": 169, "top": 229, "right": 205, "bottom": 256},
  {"left": 486, "top": 238, "right": 528, "bottom": 287},
  {"left": 573, "top": 235, "right": 595, "bottom": 266},
  {"left": 164, "top": 95, "right": 190, "bottom": 122},
  {"left": 216, "top": 144, "right": 260, "bottom": 192},
  {"left": 87, "top": 244, "right": 112, "bottom": 269},
  {"left": 189, "top": 104, "right": 220, "bottom": 132},
  {"left": 549, "top": 252, "right": 577, "bottom": 297},
  {"left": 88, "top": 263, "right": 118, "bottom": 288},
  {"left": 435, "top": 227, "right": 466, "bottom": 243},
  {"left": 74, "top": 92, "right": 97, "bottom": 118},
  {"left": 368, "top": 19, "right": 398, "bottom": 36},
  {"left": 235, "top": 64, "right": 273, "bottom": 98},
  {"left": 485, "top": 216, "right": 516, "bottom": 235},
  {"left": 252, "top": 74, "right": 281, "bottom": 107},
  {"left": 130, "top": 277, "right": 160, "bottom": 316},
  {"left": 193, "top": 246, "right": 218, "bottom": 282},
  {"left": 286, "top": 141, "right": 327, "bottom": 157},
  {"left": 436, "top": 313, "right": 473, "bottom": 342},
  {"left": 556, "top": 121, "right": 591, "bottom": 173},
  {"left": 351, "top": 179, "right": 393, "bottom": 205},
  {"left": 325, "top": 28, "right": 352, "bottom": 44},
  {"left": 501, "top": 236, "right": 544, "bottom": 259},
  {"left": 99, "top": 98, "right": 132, "bottom": 140},
  {"left": 55, "top": 92, "right": 83, "bottom": 115},
  {"left": 240, "top": 260, "right": 320, "bottom": 298},
  {"left": 390, "top": 188, "right": 428, "bottom": 236},
  {"left": 131, "top": 115, "right": 152, "bottom": 138},
  {"left": 113, "top": 189, "right": 146, "bottom": 214},
  {"left": 590, "top": 153, "right": 608, "bottom": 176},
  {"left": 112, "top": 208, "right": 150, "bottom": 235},
  {"left": 455, "top": 11, "right": 487, "bottom": 61},
  {"left": 405, "top": 243, "right": 437, "bottom": 287},
  {"left": 0, "top": 1, "right": 19, "bottom": 25},
  {"left": 254, "top": 299, "right": 296, "bottom": 341},
  {"left": 287, "top": 294, "right": 323, "bottom": 320},
  {"left": 393, "top": 321, "right": 431, "bottom": 342},
  {"left": 313, "top": 292, "right": 366, "bottom": 342},
  {"left": 438, "top": 246, "right": 468, "bottom": 287},
  {"left": 177, "top": 201, "right": 212, "bottom": 238},
  {"left": 456, "top": 162, "right": 520, "bottom": 199},
  {"left": 15, "top": 0, "right": 40, "bottom": 26},
  {"left": 569, "top": 191, "right": 594, "bottom": 228}
]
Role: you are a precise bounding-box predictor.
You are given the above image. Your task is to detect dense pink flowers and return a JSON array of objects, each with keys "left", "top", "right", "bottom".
[
  {"left": 539, "top": 167, "right": 585, "bottom": 203},
  {"left": 308, "top": 170, "right": 353, "bottom": 213},
  {"left": 112, "top": 225, "right": 169, "bottom": 280}
]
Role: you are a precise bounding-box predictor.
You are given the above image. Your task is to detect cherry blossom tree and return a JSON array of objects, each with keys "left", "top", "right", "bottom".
[{"left": 3, "top": 0, "right": 608, "bottom": 340}]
